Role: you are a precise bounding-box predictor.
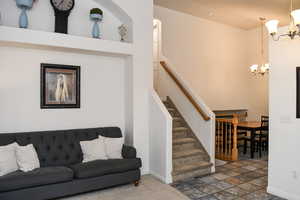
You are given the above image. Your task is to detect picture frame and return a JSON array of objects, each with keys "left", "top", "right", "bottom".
[
  {"left": 41, "top": 63, "right": 80, "bottom": 109},
  {"left": 297, "top": 67, "right": 300, "bottom": 118}
]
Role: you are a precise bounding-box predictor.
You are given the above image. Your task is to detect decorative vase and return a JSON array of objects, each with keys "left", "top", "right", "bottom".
[
  {"left": 90, "top": 13, "right": 103, "bottom": 39},
  {"left": 118, "top": 24, "right": 128, "bottom": 42},
  {"left": 16, "top": 0, "right": 33, "bottom": 28}
]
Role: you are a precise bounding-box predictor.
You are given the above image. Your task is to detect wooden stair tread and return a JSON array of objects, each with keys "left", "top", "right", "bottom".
[
  {"left": 173, "top": 149, "right": 203, "bottom": 159},
  {"left": 173, "top": 137, "right": 195, "bottom": 145},
  {"left": 173, "top": 162, "right": 212, "bottom": 175}
]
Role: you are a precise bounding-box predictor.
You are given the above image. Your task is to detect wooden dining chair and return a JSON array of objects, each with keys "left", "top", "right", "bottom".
[
  {"left": 258, "top": 116, "right": 269, "bottom": 157},
  {"left": 242, "top": 131, "right": 260, "bottom": 155},
  {"left": 242, "top": 116, "right": 269, "bottom": 158}
]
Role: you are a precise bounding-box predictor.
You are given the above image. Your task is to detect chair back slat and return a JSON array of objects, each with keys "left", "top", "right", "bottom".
[{"left": 261, "top": 116, "right": 269, "bottom": 132}]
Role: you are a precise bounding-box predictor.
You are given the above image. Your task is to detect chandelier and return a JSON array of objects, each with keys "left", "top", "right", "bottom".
[
  {"left": 265, "top": 0, "right": 300, "bottom": 41},
  {"left": 250, "top": 18, "right": 270, "bottom": 75}
]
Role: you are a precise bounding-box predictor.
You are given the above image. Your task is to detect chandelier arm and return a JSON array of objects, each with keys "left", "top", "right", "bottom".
[
  {"left": 271, "top": 34, "right": 281, "bottom": 41},
  {"left": 271, "top": 33, "right": 291, "bottom": 41}
]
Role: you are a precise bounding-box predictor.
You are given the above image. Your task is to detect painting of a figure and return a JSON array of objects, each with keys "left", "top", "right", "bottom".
[{"left": 41, "top": 64, "right": 80, "bottom": 109}]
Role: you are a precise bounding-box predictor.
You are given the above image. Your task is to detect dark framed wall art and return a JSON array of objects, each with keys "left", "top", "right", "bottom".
[
  {"left": 297, "top": 67, "right": 300, "bottom": 118},
  {"left": 41, "top": 63, "right": 80, "bottom": 109}
]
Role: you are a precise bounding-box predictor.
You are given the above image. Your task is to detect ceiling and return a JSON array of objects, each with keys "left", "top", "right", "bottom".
[{"left": 154, "top": 0, "right": 300, "bottom": 30}]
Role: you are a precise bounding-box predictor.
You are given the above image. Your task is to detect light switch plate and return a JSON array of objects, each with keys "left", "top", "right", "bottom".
[{"left": 280, "top": 115, "right": 292, "bottom": 124}]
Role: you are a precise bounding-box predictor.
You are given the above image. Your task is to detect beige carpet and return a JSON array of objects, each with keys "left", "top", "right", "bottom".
[{"left": 60, "top": 175, "right": 189, "bottom": 200}]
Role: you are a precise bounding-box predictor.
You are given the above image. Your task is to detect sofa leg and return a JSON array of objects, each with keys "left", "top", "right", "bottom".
[{"left": 134, "top": 180, "right": 140, "bottom": 187}]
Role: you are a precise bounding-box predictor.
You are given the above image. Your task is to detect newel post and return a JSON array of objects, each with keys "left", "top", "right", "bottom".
[{"left": 232, "top": 116, "right": 239, "bottom": 161}]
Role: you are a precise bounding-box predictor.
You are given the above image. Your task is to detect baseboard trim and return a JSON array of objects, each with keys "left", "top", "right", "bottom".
[
  {"left": 141, "top": 167, "right": 150, "bottom": 175},
  {"left": 267, "top": 186, "right": 300, "bottom": 200},
  {"left": 211, "top": 165, "right": 216, "bottom": 173},
  {"left": 149, "top": 171, "right": 170, "bottom": 184}
]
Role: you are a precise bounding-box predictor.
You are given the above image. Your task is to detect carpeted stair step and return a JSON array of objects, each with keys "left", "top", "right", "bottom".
[
  {"left": 172, "top": 117, "right": 182, "bottom": 121},
  {"left": 173, "top": 127, "right": 189, "bottom": 138},
  {"left": 173, "top": 166, "right": 212, "bottom": 182},
  {"left": 173, "top": 149, "right": 204, "bottom": 159},
  {"left": 173, "top": 154, "right": 210, "bottom": 168},
  {"left": 163, "top": 101, "right": 171, "bottom": 107},
  {"left": 173, "top": 137, "right": 195, "bottom": 145},
  {"left": 173, "top": 140, "right": 197, "bottom": 151},
  {"left": 172, "top": 117, "right": 184, "bottom": 128},
  {"left": 168, "top": 109, "right": 180, "bottom": 117},
  {"left": 163, "top": 97, "right": 213, "bottom": 182},
  {"left": 173, "top": 127, "right": 188, "bottom": 132},
  {"left": 167, "top": 108, "right": 176, "bottom": 112},
  {"left": 173, "top": 161, "right": 213, "bottom": 176},
  {"left": 173, "top": 149, "right": 210, "bottom": 168},
  {"left": 173, "top": 138, "right": 197, "bottom": 151}
]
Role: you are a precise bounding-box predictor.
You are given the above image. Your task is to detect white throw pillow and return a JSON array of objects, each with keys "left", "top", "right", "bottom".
[
  {"left": 0, "top": 143, "right": 18, "bottom": 176},
  {"left": 80, "top": 137, "right": 107, "bottom": 162},
  {"left": 16, "top": 144, "right": 40, "bottom": 172},
  {"left": 100, "top": 136, "right": 124, "bottom": 159}
]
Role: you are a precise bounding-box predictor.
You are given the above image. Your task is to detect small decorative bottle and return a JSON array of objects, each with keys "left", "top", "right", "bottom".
[
  {"left": 118, "top": 24, "right": 128, "bottom": 42},
  {"left": 16, "top": 0, "right": 34, "bottom": 28},
  {"left": 90, "top": 8, "right": 103, "bottom": 39}
]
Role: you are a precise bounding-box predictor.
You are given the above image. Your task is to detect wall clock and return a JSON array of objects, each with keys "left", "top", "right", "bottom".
[{"left": 50, "top": 0, "right": 75, "bottom": 34}]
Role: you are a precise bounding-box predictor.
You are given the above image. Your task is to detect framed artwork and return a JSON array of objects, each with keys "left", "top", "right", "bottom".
[
  {"left": 297, "top": 67, "right": 300, "bottom": 118},
  {"left": 41, "top": 63, "right": 80, "bottom": 109}
]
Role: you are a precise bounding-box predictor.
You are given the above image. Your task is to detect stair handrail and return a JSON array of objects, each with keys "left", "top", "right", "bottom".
[{"left": 160, "top": 61, "right": 211, "bottom": 121}]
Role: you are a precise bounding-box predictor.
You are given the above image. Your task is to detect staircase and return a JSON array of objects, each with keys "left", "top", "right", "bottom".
[{"left": 163, "top": 97, "right": 213, "bottom": 182}]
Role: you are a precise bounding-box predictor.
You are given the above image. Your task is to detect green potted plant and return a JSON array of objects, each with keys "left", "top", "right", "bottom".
[{"left": 90, "top": 8, "right": 103, "bottom": 38}]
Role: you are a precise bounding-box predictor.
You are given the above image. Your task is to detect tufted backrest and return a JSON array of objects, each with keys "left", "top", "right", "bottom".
[{"left": 0, "top": 127, "right": 122, "bottom": 167}]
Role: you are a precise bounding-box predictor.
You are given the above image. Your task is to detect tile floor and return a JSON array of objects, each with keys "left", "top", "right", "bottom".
[{"left": 172, "top": 159, "right": 285, "bottom": 200}]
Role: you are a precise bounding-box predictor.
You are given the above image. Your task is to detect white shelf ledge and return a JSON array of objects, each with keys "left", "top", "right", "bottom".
[{"left": 0, "top": 26, "right": 133, "bottom": 56}]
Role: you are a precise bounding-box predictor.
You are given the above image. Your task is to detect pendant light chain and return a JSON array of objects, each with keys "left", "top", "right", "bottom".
[
  {"left": 250, "top": 17, "right": 270, "bottom": 76},
  {"left": 259, "top": 17, "right": 266, "bottom": 67},
  {"left": 261, "top": 19, "right": 264, "bottom": 66},
  {"left": 290, "top": 0, "right": 294, "bottom": 22}
]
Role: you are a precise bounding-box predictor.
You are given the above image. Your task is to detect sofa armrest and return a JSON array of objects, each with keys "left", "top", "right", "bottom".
[{"left": 122, "top": 145, "right": 137, "bottom": 159}]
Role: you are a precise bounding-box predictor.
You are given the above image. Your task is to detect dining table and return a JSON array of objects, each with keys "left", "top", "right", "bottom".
[{"left": 237, "top": 121, "right": 262, "bottom": 159}]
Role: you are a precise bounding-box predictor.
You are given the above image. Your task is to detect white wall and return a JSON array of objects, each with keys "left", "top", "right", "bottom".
[
  {"left": 153, "top": 20, "right": 161, "bottom": 91},
  {"left": 268, "top": 26, "right": 300, "bottom": 200},
  {"left": 154, "top": 6, "right": 268, "bottom": 120},
  {"left": 0, "top": 0, "right": 153, "bottom": 174},
  {"left": 149, "top": 90, "right": 172, "bottom": 183},
  {"left": 0, "top": 46, "right": 125, "bottom": 132},
  {"left": 115, "top": 0, "right": 153, "bottom": 174}
]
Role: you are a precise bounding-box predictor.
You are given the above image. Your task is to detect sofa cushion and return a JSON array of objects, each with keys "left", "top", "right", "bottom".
[
  {"left": 80, "top": 138, "right": 107, "bottom": 163},
  {"left": 0, "top": 143, "right": 18, "bottom": 176},
  {"left": 16, "top": 144, "right": 40, "bottom": 172},
  {"left": 70, "top": 159, "right": 142, "bottom": 179},
  {"left": 0, "top": 167, "right": 74, "bottom": 192}
]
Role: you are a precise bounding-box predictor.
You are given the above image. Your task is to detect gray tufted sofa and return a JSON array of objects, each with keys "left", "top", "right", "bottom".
[{"left": 0, "top": 127, "right": 141, "bottom": 200}]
